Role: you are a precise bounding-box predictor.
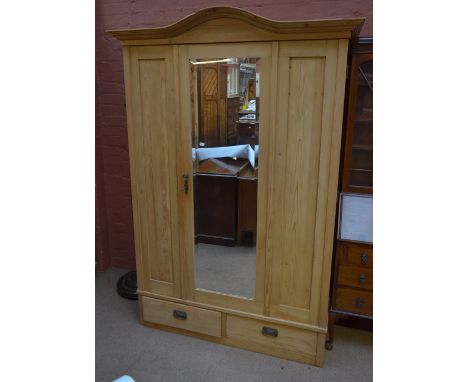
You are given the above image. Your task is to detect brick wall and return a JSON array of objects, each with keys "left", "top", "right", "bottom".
[{"left": 95, "top": 0, "right": 373, "bottom": 271}]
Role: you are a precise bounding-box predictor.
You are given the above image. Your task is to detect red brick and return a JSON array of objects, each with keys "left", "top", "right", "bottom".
[{"left": 95, "top": 0, "right": 373, "bottom": 271}]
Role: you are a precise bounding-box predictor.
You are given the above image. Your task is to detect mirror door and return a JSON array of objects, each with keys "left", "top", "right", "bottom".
[{"left": 178, "top": 43, "right": 273, "bottom": 314}]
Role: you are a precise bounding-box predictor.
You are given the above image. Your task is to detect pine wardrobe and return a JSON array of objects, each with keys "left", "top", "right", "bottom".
[{"left": 109, "top": 7, "right": 364, "bottom": 367}]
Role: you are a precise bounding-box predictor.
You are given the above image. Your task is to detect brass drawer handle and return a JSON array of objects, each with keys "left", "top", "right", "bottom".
[
  {"left": 355, "top": 297, "right": 365, "bottom": 308},
  {"left": 262, "top": 326, "right": 278, "bottom": 338},
  {"left": 360, "top": 252, "right": 368, "bottom": 265},
  {"left": 173, "top": 310, "right": 187, "bottom": 320},
  {"left": 182, "top": 174, "right": 189, "bottom": 194},
  {"left": 358, "top": 274, "right": 366, "bottom": 284}
]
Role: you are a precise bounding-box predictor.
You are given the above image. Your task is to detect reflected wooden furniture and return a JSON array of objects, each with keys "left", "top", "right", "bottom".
[
  {"left": 236, "top": 120, "right": 259, "bottom": 145},
  {"left": 226, "top": 96, "right": 240, "bottom": 145},
  {"left": 193, "top": 158, "right": 250, "bottom": 246},
  {"left": 199, "top": 63, "right": 228, "bottom": 146},
  {"left": 327, "top": 38, "right": 373, "bottom": 350},
  {"left": 194, "top": 158, "right": 247, "bottom": 246},
  {"left": 194, "top": 158, "right": 258, "bottom": 247},
  {"left": 236, "top": 97, "right": 260, "bottom": 145},
  {"left": 237, "top": 166, "right": 258, "bottom": 246},
  {"left": 110, "top": 6, "right": 364, "bottom": 367}
]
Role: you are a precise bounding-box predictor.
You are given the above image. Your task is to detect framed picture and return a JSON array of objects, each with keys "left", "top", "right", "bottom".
[{"left": 337, "top": 192, "right": 373, "bottom": 244}]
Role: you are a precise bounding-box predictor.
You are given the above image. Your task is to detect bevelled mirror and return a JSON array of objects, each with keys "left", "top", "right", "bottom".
[{"left": 190, "top": 57, "right": 261, "bottom": 299}]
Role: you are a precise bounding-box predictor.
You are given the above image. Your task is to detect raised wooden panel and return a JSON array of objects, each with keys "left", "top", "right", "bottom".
[
  {"left": 125, "top": 46, "right": 180, "bottom": 297},
  {"left": 282, "top": 57, "right": 324, "bottom": 311},
  {"left": 268, "top": 40, "right": 347, "bottom": 325}
]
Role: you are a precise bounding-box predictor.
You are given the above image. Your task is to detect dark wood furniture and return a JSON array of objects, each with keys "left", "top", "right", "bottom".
[
  {"left": 198, "top": 63, "right": 228, "bottom": 147},
  {"left": 236, "top": 120, "right": 259, "bottom": 145},
  {"left": 327, "top": 37, "right": 373, "bottom": 350},
  {"left": 237, "top": 166, "right": 258, "bottom": 246},
  {"left": 227, "top": 97, "right": 241, "bottom": 145},
  {"left": 236, "top": 96, "right": 259, "bottom": 146},
  {"left": 193, "top": 158, "right": 247, "bottom": 246},
  {"left": 193, "top": 157, "right": 259, "bottom": 248}
]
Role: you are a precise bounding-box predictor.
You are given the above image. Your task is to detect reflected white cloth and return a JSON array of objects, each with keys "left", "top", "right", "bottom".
[
  {"left": 247, "top": 99, "right": 256, "bottom": 111},
  {"left": 195, "top": 144, "right": 256, "bottom": 168},
  {"left": 239, "top": 113, "right": 256, "bottom": 120}
]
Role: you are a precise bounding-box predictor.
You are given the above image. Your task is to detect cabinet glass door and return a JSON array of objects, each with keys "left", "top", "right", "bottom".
[{"left": 349, "top": 58, "right": 373, "bottom": 190}]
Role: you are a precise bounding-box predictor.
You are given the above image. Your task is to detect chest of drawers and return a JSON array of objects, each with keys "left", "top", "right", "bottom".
[
  {"left": 327, "top": 241, "right": 373, "bottom": 349},
  {"left": 332, "top": 241, "right": 373, "bottom": 315}
]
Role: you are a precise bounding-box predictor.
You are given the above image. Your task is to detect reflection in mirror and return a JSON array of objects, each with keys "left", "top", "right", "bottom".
[{"left": 190, "top": 57, "right": 260, "bottom": 299}]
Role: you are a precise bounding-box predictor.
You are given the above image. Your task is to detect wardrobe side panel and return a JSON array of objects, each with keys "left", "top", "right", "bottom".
[
  {"left": 268, "top": 40, "right": 344, "bottom": 325},
  {"left": 126, "top": 45, "right": 180, "bottom": 297}
]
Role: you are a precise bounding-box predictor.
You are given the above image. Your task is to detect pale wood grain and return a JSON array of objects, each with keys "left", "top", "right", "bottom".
[
  {"left": 267, "top": 40, "right": 334, "bottom": 324},
  {"left": 108, "top": 6, "right": 364, "bottom": 43},
  {"left": 138, "top": 290, "right": 327, "bottom": 334},
  {"left": 226, "top": 315, "right": 317, "bottom": 362},
  {"left": 142, "top": 296, "right": 222, "bottom": 337},
  {"left": 120, "top": 10, "right": 352, "bottom": 367},
  {"left": 263, "top": 41, "right": 279, "bottom": 318},
  {"left": 125, "top": 45, "right": 181, "bottom": 297},
  {"left": 316, "top": 39, "right": 350, "bottom": 330}
]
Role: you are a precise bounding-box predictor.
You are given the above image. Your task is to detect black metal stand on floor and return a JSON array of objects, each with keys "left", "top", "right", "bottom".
[{"left": 117, "top": 271, "right": 138, "bottom": 300}]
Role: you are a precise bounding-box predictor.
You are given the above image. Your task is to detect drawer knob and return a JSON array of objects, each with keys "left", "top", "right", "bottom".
[
  {"left": 358, "top": 274, "right": 366, "bottom": 284},
  {"left": 355, "top": 297, "right": 365, "bottom": 308},
  {"left": 173, "top": 310, "right": 187, "bottom": 320},
  {"left": 262, "top": 326, "right": 278, "bottom": 338},
  {"left": 182, "top": 174, "right": 189, "bottom": 195},
  {"left": 360, "top": 252, "right": 368, "bottom": 265}
]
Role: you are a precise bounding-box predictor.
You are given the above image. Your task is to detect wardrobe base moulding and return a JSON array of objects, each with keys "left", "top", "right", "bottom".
[{"left": 140, "top": 295, "right": 325, "bottom": 366}]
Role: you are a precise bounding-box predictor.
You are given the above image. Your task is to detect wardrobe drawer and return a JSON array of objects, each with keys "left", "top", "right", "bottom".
[
  {"left": 141, "top": 297, "right": 221, "bottom": 337},
  {"left": 346, "top": 245, "right": 373, "bottom": 268},
  {"left": 226, "top": 315, "right": 317, "bottom": 359},
  {"left": 335, "top": 288, "right": 373, "bottom": 316},
  {"left": 337, "top": 265, "right": 373, "bottom": 290}
]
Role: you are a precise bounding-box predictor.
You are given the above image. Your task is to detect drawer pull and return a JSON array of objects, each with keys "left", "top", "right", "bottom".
[
  {"left": 262, "top": 326, "right": 278, "bottom": 338},
  {"left": 355, "top": 297, "right": 365, "bottom": 308},
  {"left": 360, "top": 252, "right": 368, "bottom": 265},
  {"left": 358, "top": 274, "right": 366, "bottom": 284},
  {"left": 173, "top": 310, "right": 187, "bottom": 320},
  {"left": 182, "top": 174, "right": 189, "bottom": 195}
]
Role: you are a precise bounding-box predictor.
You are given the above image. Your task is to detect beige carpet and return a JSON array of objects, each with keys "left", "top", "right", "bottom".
[
  {"left": 96, "top": 268, "right": 373, "bottom": 382},
  {"left": 195, "top": 243, "right": 256, "bottom": 298}
]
